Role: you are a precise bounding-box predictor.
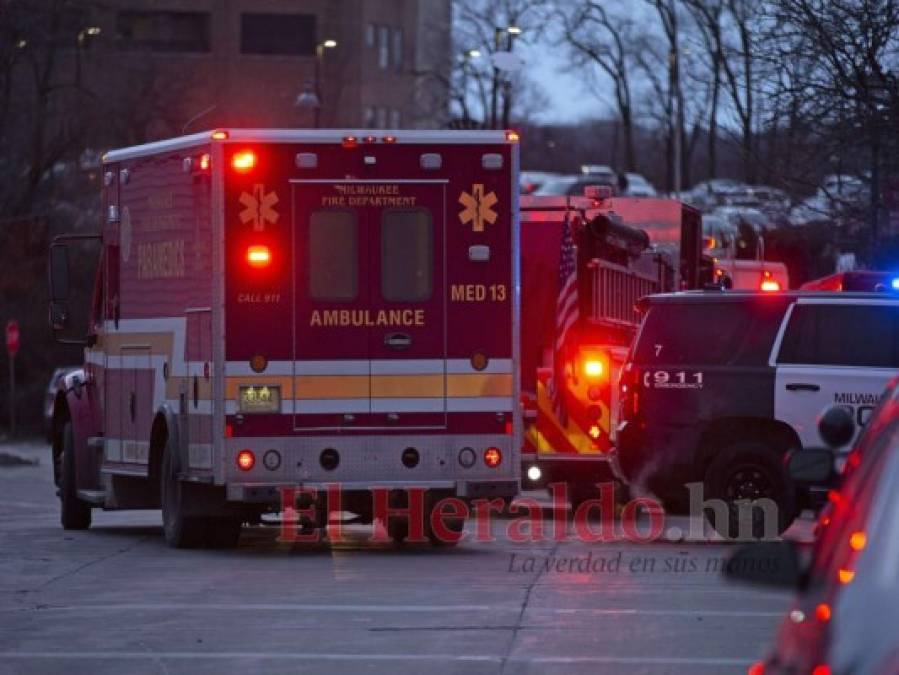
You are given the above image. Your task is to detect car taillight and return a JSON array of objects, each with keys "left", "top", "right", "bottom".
[
  {"left": 747, "top": 662, "right": 765, "bottom": 675},
  {"left": 619, "top": 361, "right": 640, "bottom": 421}
]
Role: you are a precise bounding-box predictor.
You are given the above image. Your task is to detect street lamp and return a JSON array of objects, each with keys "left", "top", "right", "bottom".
[
  {"left": 490, "top": 26, "right": 522, "bottom": 129},
  {"left": 313, "top": 39, "right": 337, "bottom": 128}
]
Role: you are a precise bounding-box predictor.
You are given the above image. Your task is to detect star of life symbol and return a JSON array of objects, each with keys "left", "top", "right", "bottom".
[
  {"left": 239, "top": 184, "right": 279, "bottom": 231},
  {"left": 458, "top": 183, "right": 498, "bottom": 232}
]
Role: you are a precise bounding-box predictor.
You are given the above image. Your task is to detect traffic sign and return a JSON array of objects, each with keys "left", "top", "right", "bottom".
[{"left": 6, "top": 319, "right": 19, "bottom": 356}]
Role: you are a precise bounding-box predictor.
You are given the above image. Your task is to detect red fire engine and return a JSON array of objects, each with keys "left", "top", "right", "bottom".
[
  {"left": 47, "top": 129, "right": 520, "bottom": 547},
  {"left": 519, "top": 191, "right": 703, "bottom": 507}
]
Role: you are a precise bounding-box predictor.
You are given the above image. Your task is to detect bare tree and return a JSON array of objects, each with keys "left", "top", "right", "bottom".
[
  {"left": 683, "top": 0, "right": 726, "bottom": 178},
  {"left": 557, "top": 1, "right": 640, "bottom": 171}
]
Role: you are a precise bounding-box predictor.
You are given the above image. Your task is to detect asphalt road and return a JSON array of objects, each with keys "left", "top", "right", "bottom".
[{"left": 0, "top": 440, "right": 795, "bottom": 675}]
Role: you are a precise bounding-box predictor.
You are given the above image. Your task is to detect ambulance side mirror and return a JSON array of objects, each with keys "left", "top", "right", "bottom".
[{"left": 49, "top": 244, "right": 70, "bottom": 331}]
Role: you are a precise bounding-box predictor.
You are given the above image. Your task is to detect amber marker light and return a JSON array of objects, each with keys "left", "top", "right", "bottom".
[{"left": 849, "top": 530, "right": 867, "bottom": 552}]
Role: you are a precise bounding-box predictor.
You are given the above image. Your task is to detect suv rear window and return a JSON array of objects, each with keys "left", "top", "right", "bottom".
[
  {"left": 777, "top": 303, "right": 899, "bottom": 368},
  {"left": 635, "top": 299, "right": 787, "bottom": 366}
]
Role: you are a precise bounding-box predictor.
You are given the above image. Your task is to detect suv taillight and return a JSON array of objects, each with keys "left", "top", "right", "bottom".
[{"left": 619, "top": 361, "right": 640, "bottom": 421}]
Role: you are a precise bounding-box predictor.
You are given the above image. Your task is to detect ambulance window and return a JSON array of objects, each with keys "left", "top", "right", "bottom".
[
  {"left": 308, "top": 210, "right": 357, "bottom": 300},
  {"left": 381, "top": 209, "right": 432, "bottom": 302}
]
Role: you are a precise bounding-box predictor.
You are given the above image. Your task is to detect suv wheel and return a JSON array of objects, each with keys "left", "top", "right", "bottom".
[{"left": 704, "top": 442, "right": 796, "bottom": 540}]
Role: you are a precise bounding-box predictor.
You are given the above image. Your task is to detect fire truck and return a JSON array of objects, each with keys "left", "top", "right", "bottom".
[
  {"left": 520, "top": 191, "right": 704, "bottom": 507},
  {"left": 47, "top": 128, "right": 520, "bottom": 548}
]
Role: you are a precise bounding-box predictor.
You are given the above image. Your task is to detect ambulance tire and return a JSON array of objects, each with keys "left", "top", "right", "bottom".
[
  {"left": 60, "top": 422, "right": 92, "bottom": 530},
  {"left": 205, "top": 518, "right": 242, "bottom": 549},
  {"left": 426, "top": 516, "right": 465, "bottom": 547},
  {"left": 161, "top": 445, "right": 205, "bottom": 549},
  {"left": 704, "top": 442, "right": 796, "bottom": 540}
]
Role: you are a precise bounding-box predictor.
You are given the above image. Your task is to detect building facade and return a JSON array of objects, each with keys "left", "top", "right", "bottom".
[{"left": 73, "top": 0, "right": 452, "bottom": 137}]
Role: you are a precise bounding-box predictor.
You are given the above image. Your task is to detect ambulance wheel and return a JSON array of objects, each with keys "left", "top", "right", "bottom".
[
  {"left": 704, "top": 442, "right": 796, "bottom": 540},
  {"left": 426, "top": 515, "right": 465, "bottom": 547},
  {"left": 60, "top": 422, "right": 91, "bottom": 530},
  {"left": 160, "top": 445, "right": 205, "bottom": 549},
  {"left": 205, "top": 518, "right": 242, "bottom": 549}
]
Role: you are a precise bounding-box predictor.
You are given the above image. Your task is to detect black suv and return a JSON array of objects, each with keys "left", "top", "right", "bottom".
[{"left": 615, "top": 290, "right": 899, "bottom": 536}]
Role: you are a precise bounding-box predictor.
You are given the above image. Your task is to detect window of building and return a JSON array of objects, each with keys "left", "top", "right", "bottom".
[
  {"left": 378, "top": 25, "right": 390, "bottom": 68},
  {"left": 389, "top": 109, "right": 401, "bottom": 129},
  {"left": 365, "top": 23, "right": 376, "bottom": 48},
  {"left": 308, "top": 210, "right": 358, "bottom": 300},
  {"left": 375, "top": 107, "right": 388, "bottom": 128},
  {"left": 381, "top": 210, "right": 433, "bottom": 301},
  {"left": 363, "top": 106, "right": 376, "bottom": 128},
  {"left": 116, "top": 11, "right": 211, "bottom": 52},
  {"left": 391, "top": 27, "right": 403, "bottom": 70},
  {"left": 241, "top": 13, "right": 316, "bottom": 56}
]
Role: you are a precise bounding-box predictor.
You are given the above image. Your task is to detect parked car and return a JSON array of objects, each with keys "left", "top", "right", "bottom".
[
  {"left": 44, "top": 367, "right": 77, "bottom": 442},
  {"left": 727, "top": 376, "right": 899, "bottom": 674},
  {"left": 615, "top": 290, "right": 899, "bottom": 538},
  {"left": 520, "top": 171, "right": 562, "bottom": 195},
  {"left": 623, "top": 172, "right": 657, "bottom": 197},
  {"left": 683, "top": 178, "right": 748, "bottom": 211},
  {"left": 532, "top": 174, "right": 618, "bottom": 197}
]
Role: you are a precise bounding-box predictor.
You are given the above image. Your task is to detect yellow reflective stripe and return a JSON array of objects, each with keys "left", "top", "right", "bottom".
[
  {"left": 223, "top": 372, "right": 511, "bottom": 400},
  {"left": 447, "top": 373, "right": 513, "bottom": 397}
]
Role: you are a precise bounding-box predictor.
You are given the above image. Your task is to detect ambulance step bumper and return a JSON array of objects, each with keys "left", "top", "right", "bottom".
[{"left": 226, "top": 480, "right": 518, "bottom": 503}]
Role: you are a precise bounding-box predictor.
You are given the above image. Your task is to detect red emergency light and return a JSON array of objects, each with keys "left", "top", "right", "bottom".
[
  {"left": 232, "top": 150, "right": 256, "bottom": 173},
  {"left": 246, "top": 245, "right": 271, "bottom": 268},
  {"left": 342, "top": 136, "right": 358, "bottom": 148},
  {"left": 760, "top": 270, "right": 781, "bottom": 292}
]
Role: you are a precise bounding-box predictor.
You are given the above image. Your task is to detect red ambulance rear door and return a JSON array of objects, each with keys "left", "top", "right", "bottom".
[{"left": 292, "top": 179, "right": 447, "bottom": 430}]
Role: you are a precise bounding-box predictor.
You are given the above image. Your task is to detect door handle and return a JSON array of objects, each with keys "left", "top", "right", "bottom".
[
  {"left": 384, "top": 333, "right": 412, "bottom": 350},
  {"left": 786, "top": 383, "right": 820, "bottom": 392},
  {"left": 129, "top": 392, "right": 136, "bottom": 421}
]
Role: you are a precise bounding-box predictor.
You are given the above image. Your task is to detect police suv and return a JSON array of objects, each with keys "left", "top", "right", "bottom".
[{"left": 615, "top": 291, "right": 899, "bottom": 537}]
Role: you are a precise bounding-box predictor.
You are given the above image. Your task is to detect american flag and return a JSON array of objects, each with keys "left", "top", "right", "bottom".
[
  {"left": 552, "top": 214, "right": 578, "bottom": 415},
  {"left": 555, "top": 214, "right": 578, "bottom": 353}
]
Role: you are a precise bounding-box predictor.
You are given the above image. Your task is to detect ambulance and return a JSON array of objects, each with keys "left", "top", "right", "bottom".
[{"left": 47, "top": 129, "right": 520, "bottom": 548}]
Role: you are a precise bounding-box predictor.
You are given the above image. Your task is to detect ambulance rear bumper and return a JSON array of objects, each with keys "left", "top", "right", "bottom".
[{"left": 226, "top": 480, "right": 518, "bottom": 503}]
